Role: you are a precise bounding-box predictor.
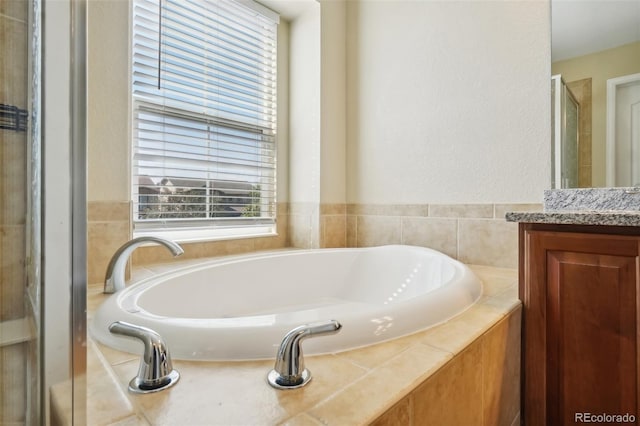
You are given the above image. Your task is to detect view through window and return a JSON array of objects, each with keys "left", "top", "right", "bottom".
[{"left": 131, "top": 0, "right": 278, "bottom": 237}]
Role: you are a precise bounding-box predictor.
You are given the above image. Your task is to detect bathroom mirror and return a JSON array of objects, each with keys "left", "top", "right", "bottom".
[{"left": 551, "top": 0, "right": 640, "bottom": 188}]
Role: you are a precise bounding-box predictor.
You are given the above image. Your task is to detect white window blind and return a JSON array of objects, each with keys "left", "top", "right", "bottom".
[{"left": 132, "top": 0, "right": 278, "bottom": 238}]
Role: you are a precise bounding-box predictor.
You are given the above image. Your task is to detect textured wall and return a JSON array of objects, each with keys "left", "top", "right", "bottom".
[
  {"left": 289, "top": 5, "right": 321, "bottom": 206},
  {"left": 87, "top": 0, "right": 553, "bottom": 260},
  {"left": 88, "top": 0, "right": 130, "bottom": 203},
  {"left": 346, "top": 0, "right": 551, "bottom": 204}
]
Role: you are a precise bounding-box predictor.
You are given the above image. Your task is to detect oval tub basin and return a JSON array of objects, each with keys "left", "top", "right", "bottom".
[{"left": 91, "top": 245, "right": 482, "bottom": 361}]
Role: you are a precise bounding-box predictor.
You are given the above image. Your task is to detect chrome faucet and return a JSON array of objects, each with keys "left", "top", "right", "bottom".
[
  {"left": 103, "top": 236, "right": 184, "bottom": 294},
  {"left": 109, "top": 321, "right": 180, "bottom": 393},
  {"left": 267, "top": 320, "right": 342, "bottom": 389}
]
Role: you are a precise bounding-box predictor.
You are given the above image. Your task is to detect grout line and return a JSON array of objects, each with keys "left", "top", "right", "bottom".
[
  {"left": 480, "top": 331, "right": 486, "bottom": 425},
  {"left": 307, "top": 344, "right": 428, "bottom": 422},
  {"left": 455, "top": 218, "right": 460, "bottom": 260},
  {"left": 0, "top": 12, "right": 27, "bottom": 24}
]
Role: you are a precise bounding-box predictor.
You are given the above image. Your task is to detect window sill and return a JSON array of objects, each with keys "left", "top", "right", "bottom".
[{"left": 133, "top": 225, "right": 277, "bottom": 244}]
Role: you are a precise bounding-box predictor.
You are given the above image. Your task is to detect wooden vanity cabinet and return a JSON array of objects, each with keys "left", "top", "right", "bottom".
[{"left": 519, "top": 223, "right": 640, "bottom": 425}]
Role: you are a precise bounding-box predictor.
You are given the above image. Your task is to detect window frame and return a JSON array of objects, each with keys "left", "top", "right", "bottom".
[{"left": 129, "top": 0, "right": 279, "bottom": 243}]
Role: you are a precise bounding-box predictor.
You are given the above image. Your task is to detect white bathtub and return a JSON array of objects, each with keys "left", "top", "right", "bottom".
[{"left": 91, "top": 245, "right": 482, "bottom": 361}]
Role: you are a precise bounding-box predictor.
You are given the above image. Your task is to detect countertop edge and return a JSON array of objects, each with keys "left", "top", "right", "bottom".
[{"left": 505, "top": 211, "right": 640, "bottom": 227}]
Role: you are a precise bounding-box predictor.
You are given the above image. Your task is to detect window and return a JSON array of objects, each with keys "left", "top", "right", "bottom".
[{"left": 131, "top": 0, "right": 278, "bottom": 241}]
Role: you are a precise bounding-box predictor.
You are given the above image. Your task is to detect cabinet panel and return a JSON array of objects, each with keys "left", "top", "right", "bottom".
[
  {"left": 520, "top": 226, "right": 640, "bottom": 425},
  {"left": 547, "top": 251, "right": 637, "bottom": 424}
]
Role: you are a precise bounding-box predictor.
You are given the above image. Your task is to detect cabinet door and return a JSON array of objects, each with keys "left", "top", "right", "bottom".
[{"left": 522, "top": 230, "right": 639, "bottom": 425}]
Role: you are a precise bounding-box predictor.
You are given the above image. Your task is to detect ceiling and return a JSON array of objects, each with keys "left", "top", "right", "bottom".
[{"left": 552, "top": 0, "right": 640, "bottom": 62}]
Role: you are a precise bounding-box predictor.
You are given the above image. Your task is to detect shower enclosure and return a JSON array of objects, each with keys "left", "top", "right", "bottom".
[
  {"left": 551, "top": 74, "right": 580, "bottom": 188},
  {"left": 1, "top": 0, "right": 86, "bottom": 424},
  {"left": 1, "top": 1, "right": 42, "bottom": 422}
]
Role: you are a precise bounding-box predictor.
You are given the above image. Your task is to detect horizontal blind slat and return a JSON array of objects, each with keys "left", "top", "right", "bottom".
[
  {"left": 132, "top": 0, "right": 277, "bottom": 229},
  {"left": 171, "top": 0, "right": 277, "bottom": 42},
  {"left": 135, "top": 102, "right": 275, "bottom": 134},
  {"left": 160, "top": 47, "right": 276, "bottom": 93},
  {"left": 135, "top": 122, "right": 276, "bottom": 147}
]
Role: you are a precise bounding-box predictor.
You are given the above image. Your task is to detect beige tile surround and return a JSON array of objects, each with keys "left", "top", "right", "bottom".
[
  {"left": 566, "top": 78, "right": 592, "bottom": 188},
  {"left": 87, "top": 202, "right": 290, "bottom": 285},
  {"left": 82, "top": 201, "right": 531, "bottom": 424},
  {"left": 318, "top": 203, "right": 542, "bottom": 268},
  {"left": 88, "top": 201, "right": 540, "bottom": 283},
  {"left": 130, "top": 203, "right": 290, "bottom": 266},
  {"left": 71, "top": 263, "right": 521, "bottom": 425},
  {"left": 88, "top": 202, "right": 131, "bottom": 285}
]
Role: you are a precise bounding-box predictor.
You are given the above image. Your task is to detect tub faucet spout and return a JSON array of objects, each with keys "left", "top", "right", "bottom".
[{"left": 104, "top": 236, "right": 184, "bottom": 294}]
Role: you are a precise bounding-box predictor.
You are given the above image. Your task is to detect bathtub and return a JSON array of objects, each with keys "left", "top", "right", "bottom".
[{"left": 91, "top": 245, "right": 482, "bottom": 361}]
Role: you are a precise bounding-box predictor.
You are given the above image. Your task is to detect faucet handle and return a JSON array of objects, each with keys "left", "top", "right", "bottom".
[
  {"left": 109, "top": 321, "right": 180, "bottom": 393},
  {"left": 267, "top": 320, "right": 342, "bottom": 389}
]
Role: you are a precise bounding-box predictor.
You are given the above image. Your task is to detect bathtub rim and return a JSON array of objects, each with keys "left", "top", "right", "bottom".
[{"left": 90, "top": 245, "right": 483, "bottom": 361}]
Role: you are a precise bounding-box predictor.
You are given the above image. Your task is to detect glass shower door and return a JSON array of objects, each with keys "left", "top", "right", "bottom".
[
  {"left": 552, "top": 74, "right": 580, "bottom": 188},
  {"left": 1, "top": 0, "right": 43, "bottom": 423}
]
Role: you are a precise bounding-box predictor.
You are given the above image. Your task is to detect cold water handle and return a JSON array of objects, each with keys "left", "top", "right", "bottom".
[
  {"left": 109, "top": 321, "right": 180, "bottom": 394},
  {"left": 267, "top": 320, "right": 342, "bottom": 389}
]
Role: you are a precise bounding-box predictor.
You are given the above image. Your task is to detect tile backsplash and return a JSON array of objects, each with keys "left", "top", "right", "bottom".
[
  {"left": 87, "top": 201, "right": 131, "bottom": 285},
  {"left": 320, "top": 203, "right": 543, "bottom": 268},
  {"left": 87, "top": 201, "right": 290, "bottom": 284},
  {"left": 87, "top": 201, "right": 541, "bottom": 284}
]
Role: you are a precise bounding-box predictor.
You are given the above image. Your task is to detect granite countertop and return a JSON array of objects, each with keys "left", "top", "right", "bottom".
[
  {"left": 506, "top": 188, "right": 640, "bottom": 227},
  {"left": 505, "top": 210, "right": 640, "bottom": 226}
]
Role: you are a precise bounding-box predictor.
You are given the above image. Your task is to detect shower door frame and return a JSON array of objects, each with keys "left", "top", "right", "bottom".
[
  {"left": 41, "top": 0, "right": 87, "bottom": 423},
  {"left": 552, "top": 75, "right": 562, "bottom": 188},
  {"left": 551, "top": 74, "right": 580, "bottom": 189}
]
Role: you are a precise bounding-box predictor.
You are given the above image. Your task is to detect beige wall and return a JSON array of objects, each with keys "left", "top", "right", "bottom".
[
  {"left": 88, "top": 0, "right": 553, "bottom": 274},
  {"left": 297, "top": 0, "right": 551, "bottom": 255},
  {"left": 88, "top": 0, "right": 130, "bottom": 203},
  {"left": 289, "top": 4, "right": 320, "bottom": 206},
  {"left": 552, "top": 41, "right": 640, "bottom": 187},
  {"left": 346, "top": 0, "right": 551, "bottom": 204},
  {"left": 288, "top": 0, "right": 348, "bottom": 248},
  {"left": 87, "top": 0, "right": 131, "bottom": 284},
  {"left": 288, "top": 3, "right": 321, "bottom": 248},
  {"left": 320, "top": 0, "right": 347, "bottom": 205}
]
